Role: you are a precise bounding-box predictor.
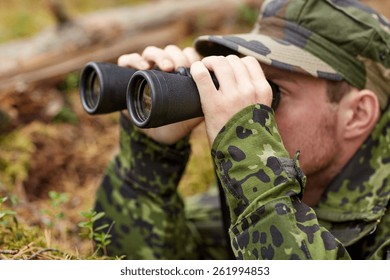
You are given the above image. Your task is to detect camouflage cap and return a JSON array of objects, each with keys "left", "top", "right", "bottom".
[{"left": 194, "top": 0, "right": 390, "bottom": 109}]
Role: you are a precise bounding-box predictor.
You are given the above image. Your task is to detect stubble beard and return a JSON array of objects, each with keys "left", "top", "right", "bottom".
[{"left": 301, "top": 108, "right": 342, "bottom": 204}]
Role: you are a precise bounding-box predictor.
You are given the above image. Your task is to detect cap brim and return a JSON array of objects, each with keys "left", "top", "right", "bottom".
[{"left": 194, "top": 33, "right": 343, "bottom": 81}]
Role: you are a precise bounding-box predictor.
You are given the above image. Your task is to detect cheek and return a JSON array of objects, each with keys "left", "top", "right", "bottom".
[
  {"left": 276, "top": 118, "right": 312, "bottom": 159},
  {"left": 275, "top": 108, "right": 333, "bottom": 153},
  {"left": 274, "top": 106, "right": 339, "bottom": 173},
  {"left": 274, "top": 108, "right": 315, "bottom": 156}
]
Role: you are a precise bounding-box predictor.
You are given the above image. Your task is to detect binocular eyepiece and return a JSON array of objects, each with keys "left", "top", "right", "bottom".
[
  {"left": 79, "top": 62, "right": 280, "bottom": 128},
  {"left": 80, "top": 62, "right": 137, "bottom": 115}
]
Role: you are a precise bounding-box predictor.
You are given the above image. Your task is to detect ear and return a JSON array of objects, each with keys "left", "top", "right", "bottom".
[{"left": 339, "top": 89, "right": 380, "bottom": 140}]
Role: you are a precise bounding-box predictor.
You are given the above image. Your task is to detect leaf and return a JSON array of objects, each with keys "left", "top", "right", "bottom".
[
  {"left": 0, "top": 210, "right": 16, "bottom": 219},
  {"left": 80, "top": 209, "right": 96, "bottom": 219},
  {"left": 94, "top": 224, "right": 109, "bottom": 232},
  {"left": 92, "top": 212, "right": 105, "bottom": 222},
  {"left": 78, "top": 221, "right": 92, "bottom": 228},
  {"left": 0, "top": 196, "right": 8, "bottom": 204}
]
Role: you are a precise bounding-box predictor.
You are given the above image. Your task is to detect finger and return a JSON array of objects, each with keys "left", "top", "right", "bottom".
[
  {"left": 190, "top": 61, "right": 222, "bottom": 144},
  {"left": 164, "top": 45, "right": 191, "bottom": 68},
  {"left": 241, "top": 56, "right": 273, "bottom": 105},
  {"left": 226, "top": 55, "right": 254, "bottom": 97},
  {"left": 241, "top": 56, "right": 266, "bottom": 82},
  {"left": 183, "top": 47, "right": 201, "bottom": 64},
  {"left": 201, "top": 56, "right": 237, "bottom": 94},
  {"left": 117, "top": 53, "right": 151, "bottom": 69},
  {"left": 190, "top": 61, "right": 218, "bottom": 104},
  {"left": 142, "top": 46, "right": 175, "bottom": 71}
]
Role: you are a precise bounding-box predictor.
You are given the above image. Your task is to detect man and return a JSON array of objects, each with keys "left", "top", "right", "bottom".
[{"left": 93, "top": 0, "right": 390, "bottom": 259}]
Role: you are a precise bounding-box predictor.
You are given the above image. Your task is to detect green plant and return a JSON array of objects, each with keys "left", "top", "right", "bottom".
[
  {"left": 52, "top": 106, "right": 79, "bottom": 124},
  {"left": 0, "top": 131, "right": 35, "bottom": 192},
  {"left": 0, "top": 196, "right": 49, "bottom": 259},
  {"left": 0, "top": 196, "right": 16, "bottom": 222},
  {"left": 78, "top": 208, "right": 113, "bottom": 257},
  {"left": 41, "top": 191, "right": 69, "bottom": 228},
  {"left": 58, "top": 72, "right": 80, "bottom": 93}
]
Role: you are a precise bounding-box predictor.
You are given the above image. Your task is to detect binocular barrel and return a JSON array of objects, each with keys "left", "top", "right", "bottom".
[
  {"left": 127, "top": 68, "right": 207, "bottom": 128},
  {"left": 79, "top": 62, "right": 137, "bottom": 114}
]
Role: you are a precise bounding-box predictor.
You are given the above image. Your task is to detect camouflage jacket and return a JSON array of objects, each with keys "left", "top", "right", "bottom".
[{"left": 94, "top": 104, "right": 390, "bottom": 260}]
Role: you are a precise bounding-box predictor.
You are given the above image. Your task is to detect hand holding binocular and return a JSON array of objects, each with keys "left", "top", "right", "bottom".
[{"left": 79, "top": 62, "right": 280, "bottom": 128}]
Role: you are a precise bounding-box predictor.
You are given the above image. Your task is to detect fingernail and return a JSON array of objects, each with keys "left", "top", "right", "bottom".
[
  {"left": 162, "top": 59, "right": 174, "bottom": 70},
  {"left": 140, "top": 61, "right": 150, "bottom": 69}
]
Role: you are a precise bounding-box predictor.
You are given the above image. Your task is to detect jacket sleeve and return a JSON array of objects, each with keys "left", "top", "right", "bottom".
[
  {"left": 94, "top": 113, "right": 198, "bottom": 259},
  {"left": 211, "top": 104, "right": 351, "bottom": 260}
]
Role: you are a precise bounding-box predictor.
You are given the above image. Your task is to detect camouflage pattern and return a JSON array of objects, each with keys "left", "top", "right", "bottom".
[
  {"left": 195, "top": 0, "right": 390, "bottom": 109},
  {"left": 211, "top": 103, "right": 389, "bottom": 259},
  {"left": 94, "top": 113, "right": 229, "bottom": 259}
]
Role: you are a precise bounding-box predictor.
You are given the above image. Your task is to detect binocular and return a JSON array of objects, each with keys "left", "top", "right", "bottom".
[{"left": 79, "top": 62, "right": 280, "bottom": 128}]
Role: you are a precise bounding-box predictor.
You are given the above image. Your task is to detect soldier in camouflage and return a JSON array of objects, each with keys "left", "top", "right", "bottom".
[{"left": 93, "top": 0, "right": 390, "bottom": 259}]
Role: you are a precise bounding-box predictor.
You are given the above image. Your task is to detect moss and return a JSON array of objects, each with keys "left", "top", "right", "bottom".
[
  {"left": 52, "top": 106, "right": 79, "bottom": 124},
  {"left": 0, "top": 131, "right": 35, "bottom": 192}
]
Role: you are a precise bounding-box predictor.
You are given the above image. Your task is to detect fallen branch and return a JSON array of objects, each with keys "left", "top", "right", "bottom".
[
  {"left": 27, "top": 248, "right": 64, "bottom": 260},
  {"left": 0, "top": 249, "right": 19, "bottom": 255}
]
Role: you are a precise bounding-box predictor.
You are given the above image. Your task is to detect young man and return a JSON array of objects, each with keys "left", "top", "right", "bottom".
[{"left": 94, "top": 0, "right": 390, "bottom": 259}]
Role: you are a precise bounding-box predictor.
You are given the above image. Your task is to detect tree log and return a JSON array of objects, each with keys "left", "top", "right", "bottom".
[{"left": 0, "top": 0, "right": 259, "bottom": 94}]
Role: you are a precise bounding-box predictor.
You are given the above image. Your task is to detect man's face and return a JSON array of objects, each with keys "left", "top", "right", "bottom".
[{"left": 263, "top": 65, "right": 342, "bottom": 179}]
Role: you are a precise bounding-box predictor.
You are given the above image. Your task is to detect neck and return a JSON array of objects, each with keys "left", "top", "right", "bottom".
[
  {"left": 302, "top": 169, "right": 337, "bottom": 207},
  {"left": 302, "top": 142, "right": 357, "bottom": 207}
]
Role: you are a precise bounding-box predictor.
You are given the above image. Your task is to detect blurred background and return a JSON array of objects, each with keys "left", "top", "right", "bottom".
[
  {"left": 0, "top": 0, "right": 389, "bottom": 259},
  {"left": 0, "top": 0, "right": 260, "bottom": 259}
]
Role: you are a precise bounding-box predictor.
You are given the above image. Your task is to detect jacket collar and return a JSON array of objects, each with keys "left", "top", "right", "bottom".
[{"left": 315, "top": 104, "right": 390, "bottom": 223}]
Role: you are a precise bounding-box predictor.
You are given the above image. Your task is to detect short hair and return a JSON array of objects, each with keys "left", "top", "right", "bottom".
[{"left": 326, "top": 80, "right": 352, "bottom": 104}]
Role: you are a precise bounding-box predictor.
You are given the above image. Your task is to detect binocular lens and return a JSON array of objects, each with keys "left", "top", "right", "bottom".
[
  {"left": 80, "top": 62, "right": 138, "bottom": 115},
  {"left": 85, "top": 71, "right": 101, "bottom": 110},
  {"left": 134, "top": 79, "right": 152, "bottom": 121}
]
